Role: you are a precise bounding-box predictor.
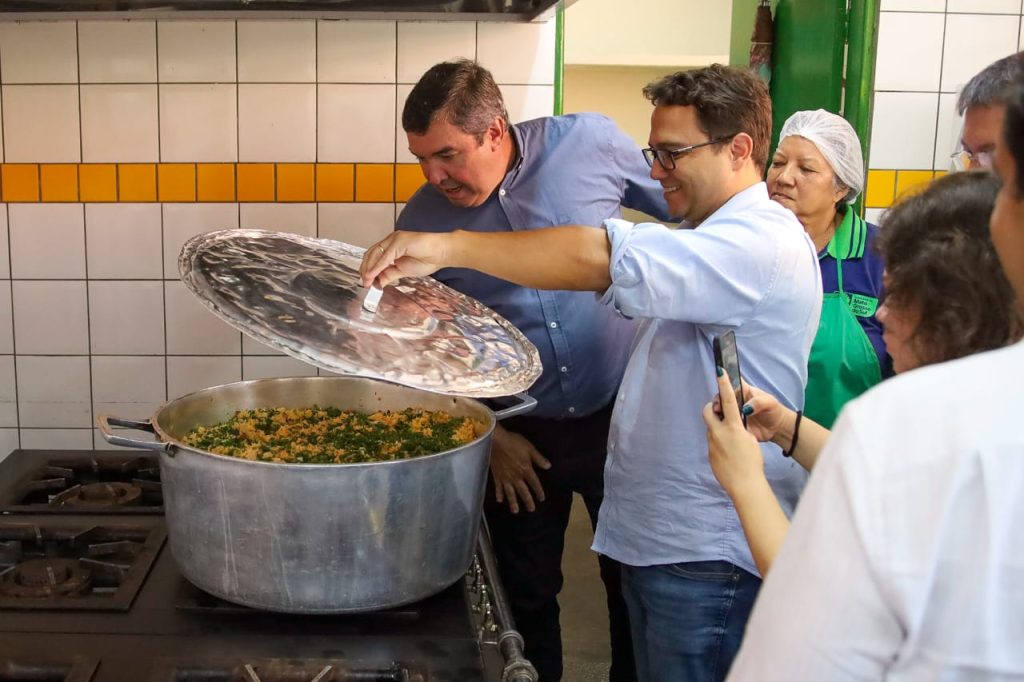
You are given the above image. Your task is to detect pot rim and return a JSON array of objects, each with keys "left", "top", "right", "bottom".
[{"left": 148, "top": 375, "right": 498, "bottom": 470}]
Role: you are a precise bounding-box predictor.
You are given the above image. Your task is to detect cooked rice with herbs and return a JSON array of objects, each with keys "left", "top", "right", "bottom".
[{"left": 182, "top": 406, "right": 481, "bottom": 464}]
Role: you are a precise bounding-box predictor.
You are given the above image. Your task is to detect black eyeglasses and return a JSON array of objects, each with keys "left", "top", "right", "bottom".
[{"left": 642, "top": 135, "right": 737, "bottom": 170}]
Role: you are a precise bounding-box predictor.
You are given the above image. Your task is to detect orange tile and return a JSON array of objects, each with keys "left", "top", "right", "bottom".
[
  {"left": 158, "top": 164, "right": 196, "bottom": 202},
  {"left": 864, "top": 169, "right": 896, "bottom": 209},
  {"left": 277, "top": 163, "right": 314, "bottom": 202},
  {"left": 355, "top": 164, "right": 394, "bottom": 202},
  {"left": 79, "top": 164, "right": 117, "bottom": 202},
  {"left": 1, "top": 164, "right": 40, "bottom": 202},
  {"left": 315, "top": 164, "right": 354, "bottom": 202},
  {"left": 395, "top": 164, "right": 426, "bottom": 202},
  {"left": 237, "top": 164, "right": 275, "bottom": 202},
  {"left": 40, "top": 164, "right": 78, "bottom": 202},
  {"left": 197, "top": 164, "right": 235, "bottom": 202},
  {"left": 119, "top": 164, "right": 157, "bottom": 202},
  {"left": 894, "top": 170, "right": 935, "bottom": 201}
]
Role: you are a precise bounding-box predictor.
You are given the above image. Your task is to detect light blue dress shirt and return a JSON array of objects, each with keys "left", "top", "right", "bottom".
[
  {"left": 592, "top": 183, "right": 823, "bottom": 576},
  {"left": 398, "top": 113, "right": 673, "bottom": 419}
]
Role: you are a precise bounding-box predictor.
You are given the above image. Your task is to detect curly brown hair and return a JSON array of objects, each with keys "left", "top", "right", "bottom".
[
  {"left": 642, "top": 64, "right": 772, "bottom": 173},
  {"left": 876, "top": 171, "right": 1023, "bottom": 365}
]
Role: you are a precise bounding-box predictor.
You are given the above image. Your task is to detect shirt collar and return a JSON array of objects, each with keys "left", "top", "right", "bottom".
[
  {"left": 825, "top": 208, "right": 866, "bottom": 260},
  {"left": 681, "top": 182, "right": 769, "bottom": 229},
  {"left": 504, "top": 123, "right": 527, "bottom": 187}
]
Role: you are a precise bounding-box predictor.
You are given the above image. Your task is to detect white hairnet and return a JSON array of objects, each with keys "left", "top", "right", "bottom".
[{"left": 778, "top": 109, "right": 865, "bottom": 204}]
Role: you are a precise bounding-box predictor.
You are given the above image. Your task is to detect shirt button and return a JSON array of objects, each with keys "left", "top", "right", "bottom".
[
  {"left": 560, "top": 366, "right": 568, "bottom": 373},
  {"left": 568, "top": 407, "right": 576, "bottom": 414},
  {"left": 549, "top": 321, "right": 558, "bottom": 329},
  {"left": 499, "top": 189, "right": 506, "bottom": 196}
]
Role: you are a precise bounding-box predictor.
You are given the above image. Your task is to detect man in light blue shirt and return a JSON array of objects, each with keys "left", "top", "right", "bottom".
[
  {"left": 364, "top": 64, "right": 821, "bottom": 681},
  {"left": 397, "top": 60, "right": 673, "bottom": 682}
]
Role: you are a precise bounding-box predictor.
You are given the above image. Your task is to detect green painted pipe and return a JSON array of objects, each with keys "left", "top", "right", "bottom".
[
  {"left": 845, "top": 0, "right": 880, "bottom": 213},
  {"left": 554, "top": 0, "right": 565, "bottom": 115}
]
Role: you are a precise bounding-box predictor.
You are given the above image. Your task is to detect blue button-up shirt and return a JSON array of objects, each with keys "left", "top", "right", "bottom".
[
  {"left": 397, "top": 113, "right": 672, "bottom": 418},
  {"left": 594, "top": 183, "right": 822, "bottom": 575}
]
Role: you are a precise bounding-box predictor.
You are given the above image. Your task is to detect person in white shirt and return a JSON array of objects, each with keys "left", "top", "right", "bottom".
[
  {"left": 725, "top": 74, "right": 1024, "bottom": 681},
  {"left": 360, "top": 64, "right": 821, "bottom": 682}
]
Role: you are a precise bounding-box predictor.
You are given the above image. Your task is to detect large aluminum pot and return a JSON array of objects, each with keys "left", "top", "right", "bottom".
[{"left": 97, "top": 375, "right": 534, "bottom": 614}]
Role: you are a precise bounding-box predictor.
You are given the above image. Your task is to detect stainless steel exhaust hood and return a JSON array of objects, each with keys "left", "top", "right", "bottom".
[{"left": 0, "top": 0, "right": 570, "bottom": 21}]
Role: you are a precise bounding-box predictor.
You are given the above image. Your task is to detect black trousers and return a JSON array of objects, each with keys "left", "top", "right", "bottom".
[{"left": 485, "top": 402, "right": 635, "bottom": 682}]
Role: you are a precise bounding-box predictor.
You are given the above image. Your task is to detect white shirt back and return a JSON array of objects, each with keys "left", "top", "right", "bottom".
[{"left": 730, "top": 340, "right": 1024, "bottom": 681}]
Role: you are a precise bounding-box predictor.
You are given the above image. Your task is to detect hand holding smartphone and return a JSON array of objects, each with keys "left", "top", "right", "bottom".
[{"left": 713, "top": 331, "right": 746, "bottom": 427}]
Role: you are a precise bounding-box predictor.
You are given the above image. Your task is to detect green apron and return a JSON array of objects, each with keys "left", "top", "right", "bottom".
[{"left": 804, "top": 210, "right": 883, "bottom": 428}]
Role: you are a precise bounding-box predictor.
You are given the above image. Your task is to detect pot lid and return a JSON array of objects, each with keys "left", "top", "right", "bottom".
[{"left": 179, "top": 229, "right": 541, "bottom": 398}]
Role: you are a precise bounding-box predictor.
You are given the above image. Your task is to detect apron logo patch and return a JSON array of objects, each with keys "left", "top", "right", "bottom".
[{"left": 845, "top": 293, "right": 879, "bottom": 318}]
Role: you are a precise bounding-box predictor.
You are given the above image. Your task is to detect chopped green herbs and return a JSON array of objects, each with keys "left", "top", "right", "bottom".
[{"left": 182, "top": 406, "right": 481, "bottom": 464}]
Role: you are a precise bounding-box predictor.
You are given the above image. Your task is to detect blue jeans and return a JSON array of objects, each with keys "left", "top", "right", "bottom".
[{"left": 620, "top": 560, "right": 761, "bottom": 682}]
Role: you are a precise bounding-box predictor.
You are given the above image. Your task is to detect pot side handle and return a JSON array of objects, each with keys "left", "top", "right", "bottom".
[
  {"left": 96, "top": 414, "right": 174, "bottom": 454},
  {"left": 491, "top": 393, "right": 537, "bottom": 421}
]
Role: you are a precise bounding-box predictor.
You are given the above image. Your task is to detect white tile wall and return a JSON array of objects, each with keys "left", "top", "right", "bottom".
[
  {"left": 164, "top": 281, "right": 240, "bottom": 355},
  {"left": 2, "top": 85, "right": 81, "bottom": 162},
  {"left": 166, "top": 356, "right": 241, "bottom": 397},
  {"left": 12, "top": 282, "right": 90, "bottom": 355},
  {"left": 874, "top": 12, "right": 945, "bottom": 92},
  {"left": 0, "top": 18, "right": 555, "bottom": 453},
  {"left": 0, "top": 282, "right": 12, "bottom": 355},
  {"left": 242, "top": 355, "right": 318, "bottom": 380},
  {"left": 395, "top": 83, "right": 416, "bottom": 163},
  {"left": 318, "top": 203, "right": 395, "bottom": 248},
  {"left": 941, "top": 14, "right": 1021, "bottom": 92},
  {"left": 946, "top": 0, "right": 1021, "bottom": 13},
  {"left": 92, "top": 355, "right": 166, "bottom": 419},
  {"left": 317, "top": 21, "right": 397, "bottom": 83},
  {"left": 477, "top": 22, "right": 556, "bottom": 84},
  {"left": 238, "top": 84, "right": 317, "bottom": 162},
  {"left": 157, "top": 21, "right": 236, "bottom": 83},
  {"left": 81, "top": 85, "right": 160, "bottom": 163},
  {"left": 239, "top": 203, "right": 317, "bottom": 236},
  {"left": 159, "top": 84, "right": 238, "bottom": 162},
  {"left": 318, "top": 84, "right": 397, "bottom": 162},
  {"left": 78, "top": 21, "right": 157, "bottom": 84},
  {"left": 0, "top": 210, "right": 8, "bottom": 279},
  {"left": 237, "top": 21, "right": 316, "bottom": 83},
  {"left": 16, "top": 355, "right": 91, "bottom": 428},
  {"left": 88, "top": 281, "right": 165, "bottom": 354},
  {"left": 0, "top": 356, "right": 16, "bottom": 427},
  {"left": 162, "top": 204, "right": 240, "bottom": 278},
  {"left": 396, "top": 23, "right": 476, "bottom": 83},
  {"left": 9, "top": 204, "right": 86, "bottom": 279},
  {"left": 85, "top": 204, "right": 163, "bottom": 279},
  {"left": 0, "top": 23, "right": 78, "bottom": 84},
  {"left": 871, "top": 4, "right": 1024, "bottom": 181}
]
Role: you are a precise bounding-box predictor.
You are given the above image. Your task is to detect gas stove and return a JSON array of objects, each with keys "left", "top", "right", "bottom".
[{"left": 0, "top": 450, "right": 533, "bottom": 682}]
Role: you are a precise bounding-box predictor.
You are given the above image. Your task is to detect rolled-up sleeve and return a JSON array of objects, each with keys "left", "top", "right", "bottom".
[{"left": 601, "top": 217, "right": 778, "bottom": 326}]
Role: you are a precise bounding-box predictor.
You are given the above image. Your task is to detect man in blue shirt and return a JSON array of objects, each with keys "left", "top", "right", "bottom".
[
  {"left": 365, "top": 64, "right": 821, "bottom": 682},
  {"left": 396, "top": 60, "right": 672, "bottom": 682}
]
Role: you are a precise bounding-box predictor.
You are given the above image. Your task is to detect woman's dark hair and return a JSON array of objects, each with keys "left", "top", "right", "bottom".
[
  {"left": 642, "top": 64, "right": 773, "bottom": 173},
  {"left": 876, "top": 171, "right": 1023, "bottom": 365},
  {"left": 401, "top": 59, "right": 509, "bottom": 142},
  {"left": 1005, "top": 78, "right": 1024, "bottom": 196}
]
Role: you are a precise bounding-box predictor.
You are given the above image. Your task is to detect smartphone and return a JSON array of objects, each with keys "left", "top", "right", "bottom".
[{"left": 712, "top": 331, "right": 746, "bottom": 426}]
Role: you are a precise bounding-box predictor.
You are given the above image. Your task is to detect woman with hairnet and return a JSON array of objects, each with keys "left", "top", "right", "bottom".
[{"left": 767, "top": 110, "right": 890, "bottom": 428}]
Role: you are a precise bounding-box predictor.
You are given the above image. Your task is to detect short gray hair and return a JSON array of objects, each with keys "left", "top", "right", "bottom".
[{"left": 957, "top": 51, "right": 1024, "bottom": 115}]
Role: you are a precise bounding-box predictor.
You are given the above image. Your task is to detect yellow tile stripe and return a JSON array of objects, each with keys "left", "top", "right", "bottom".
[
  {"left": 0, "top": 163, "right": 426, "bottom": 203},
  {"left": 866, "top": 169, "right": 944, "bottom": 209}
]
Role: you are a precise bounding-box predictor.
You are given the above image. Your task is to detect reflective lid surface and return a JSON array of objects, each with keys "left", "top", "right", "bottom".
[{"left": 179, "top": 229, "right": 541, "bottom": 397}]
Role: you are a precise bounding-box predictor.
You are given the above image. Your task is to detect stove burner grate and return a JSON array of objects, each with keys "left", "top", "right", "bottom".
[
  {"left": 0, "top": 520, "right": 165, "bottom": 610},
  {"left": 150, "top": 659, "right": 420, "bottom": 682},
  {"left": 51, "top": 482, "right": 144, "bottom": 508}
]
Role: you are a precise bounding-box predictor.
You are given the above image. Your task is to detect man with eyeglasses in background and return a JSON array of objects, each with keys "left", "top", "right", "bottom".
[
  {"left": 952, "top": 51, "right": 1023, "bottom": 170},
  {"left": 395, "top": 59, "right": 673, "bottom": 682},
  {"left": 362, "top": 64, "right": 821, "bottom": 682}
]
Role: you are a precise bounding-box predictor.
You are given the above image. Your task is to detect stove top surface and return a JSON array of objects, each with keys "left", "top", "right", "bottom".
[{"left": 0, "top": 450, "right": 163, "bottom": 514}]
